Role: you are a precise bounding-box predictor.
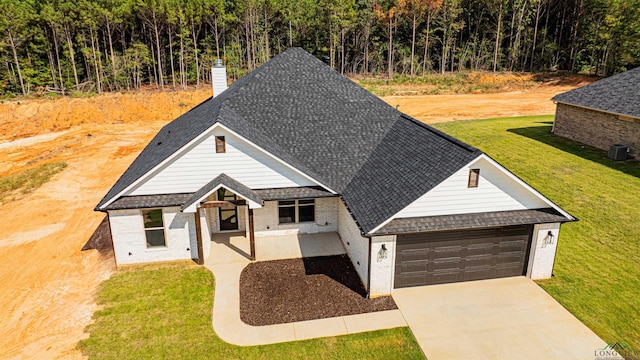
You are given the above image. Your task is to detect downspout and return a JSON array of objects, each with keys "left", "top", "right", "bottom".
[{"left": 366, "top": 235, "right": 372, "bottom": 299}]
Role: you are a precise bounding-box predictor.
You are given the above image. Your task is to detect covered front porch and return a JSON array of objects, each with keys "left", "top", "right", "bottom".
[{"left": 206, "top": 231, "right": 346, "bottom": 266}]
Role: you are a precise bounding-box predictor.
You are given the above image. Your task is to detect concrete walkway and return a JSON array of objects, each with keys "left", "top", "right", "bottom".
[
  {"left": 205, "top": 232, "right": 407, "bottom": 346},
  {"left": 393, "top": 277, "right": 619, "bottom": 360}
]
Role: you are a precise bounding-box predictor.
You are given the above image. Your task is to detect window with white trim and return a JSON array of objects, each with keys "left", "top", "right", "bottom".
[
  {"left": 278, "top": 199, "right": 315, "bottom": 224},
  {"left": 142, "top": 209, "right": 166, "bottom": 248}
]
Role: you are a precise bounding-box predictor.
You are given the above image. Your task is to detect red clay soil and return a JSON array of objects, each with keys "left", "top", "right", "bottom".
[{"left": 239, "top": 255, "right": 397, "bottom": 326}]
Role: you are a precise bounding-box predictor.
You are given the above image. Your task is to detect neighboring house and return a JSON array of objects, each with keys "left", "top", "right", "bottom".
[
  {"left": 96, "top": 48, "right": 575, "bottom": 297},
  {"left": 552, "top": 67, "right": 640, "bottom": 157}
]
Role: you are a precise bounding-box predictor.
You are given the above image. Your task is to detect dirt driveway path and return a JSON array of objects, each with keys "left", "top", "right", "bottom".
[
  {"left": 382, "top": 84, "right": 579, "bottom": 123},
  {"left": 0, "top": 82, "right": 581, "bottom": 359}
]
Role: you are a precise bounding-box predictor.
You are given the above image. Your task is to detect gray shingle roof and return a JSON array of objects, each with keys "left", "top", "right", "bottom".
[
  {"left": 254, "top": 187, "right": 336, "bottom": 201},
  {"left": 182, "top": 174, "right": 263, "bottom": 211},
  {"left": 104, "top": 193, "right": 193, "bottom": 210},
  {"left": 97, "top": 47, "right": 570, "bottom": 234},
  {"left": 552, "top": 67, "right": 640, "bottom": 118},
  {"left": 342, "top": 115, "right": 481, "bottom": 233},
  {"left": 376, "top": 208, "right": 573, "bottom": 235},
  {"left": 96, "top": 47, "right": 400, "bottom": 211}
]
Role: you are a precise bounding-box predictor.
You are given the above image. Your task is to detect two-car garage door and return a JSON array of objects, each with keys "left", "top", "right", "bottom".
[{"left": 394, "top": 225, "right": 533, "bottom": 288}]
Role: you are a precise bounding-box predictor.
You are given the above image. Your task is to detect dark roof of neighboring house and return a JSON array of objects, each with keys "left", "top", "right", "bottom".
[
  {"left": 254, "top": 186, "right": 336, "bottom": 201},
  {"left": 97, "top": 47, "right": 561, "bottom": 234},
  {"left": 182, "top": 173, "right": 263, "bottom": 211},
  {"left": 376, "top": 208, "right": 573, "bottom": 235},
  {"left": 552, "top": 67, "right": 640, "bottom": 118},
  {"left": 104, "top": 193, "right": 192, "bottom": 210}
]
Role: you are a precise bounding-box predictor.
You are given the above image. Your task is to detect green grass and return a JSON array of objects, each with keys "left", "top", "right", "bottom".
[
  {"left": 433, "top": 115, "right": 640, "bottom": 350},
  {"left": 0, "top": 161, "right": 67, "bottom": 202},
  {"left": 78, "top": 262, "right": 424, "bottom": 359}
]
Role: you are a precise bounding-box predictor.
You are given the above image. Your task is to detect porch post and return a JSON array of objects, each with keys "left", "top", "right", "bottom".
[
  {"left": 249, "top": 208, "right": 256, "bottom": 261},
  {"left": 195, "top": 207, "right": 204, "bottom": 265}
]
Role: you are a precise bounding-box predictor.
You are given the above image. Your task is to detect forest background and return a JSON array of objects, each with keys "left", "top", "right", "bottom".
[{"left": 3, "top": 0, "right": 639, "bottom": 97}]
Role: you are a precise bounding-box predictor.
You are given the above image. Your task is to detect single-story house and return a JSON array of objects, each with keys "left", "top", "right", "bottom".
[
  {"left": 552, "top": 67, "right": 640, "bottom": 157},
  {"left": 96, "top": 48, "right": 575, "bottom": 297}
]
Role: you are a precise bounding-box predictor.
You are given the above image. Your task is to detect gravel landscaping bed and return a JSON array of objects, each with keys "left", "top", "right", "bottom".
[{"left": 239, "top": 255, "right": 397, "bottom": 326}]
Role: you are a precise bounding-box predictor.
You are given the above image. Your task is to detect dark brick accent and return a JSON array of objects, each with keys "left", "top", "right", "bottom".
[{"left": 553, "top": 103, "right": 640, "bottom": 157}]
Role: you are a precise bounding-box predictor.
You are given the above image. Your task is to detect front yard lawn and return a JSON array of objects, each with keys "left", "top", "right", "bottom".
[
  {"left": 78, "top": 262, "right": 423, "bottom": 359},
  {"left": 434, "top": 115, "right": 640, "bottom": 350}
]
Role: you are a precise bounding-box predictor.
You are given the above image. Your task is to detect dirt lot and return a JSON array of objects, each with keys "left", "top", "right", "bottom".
[{"left": 0, "top": 79, "right": 588, "bottom": 359}]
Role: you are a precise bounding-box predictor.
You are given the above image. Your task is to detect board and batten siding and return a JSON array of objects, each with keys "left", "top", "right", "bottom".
[
  {"left": 127, "top": 126, "right": 316, "bottom": 196},
  {"left": 338, "top": 201, "right": 369, "bottom": 288},
  {"left": 396, "top": 157, "right": 548, "bottom": 218},
  {"left": 108, "top": 207, "right": 197, "bottom": 266}
]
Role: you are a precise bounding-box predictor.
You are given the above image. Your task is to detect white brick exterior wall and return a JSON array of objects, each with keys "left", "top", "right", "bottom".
[
  {"left": 108, "top": 207, "right": 197, "bottom": 266},
  {"left": 199, "top": 208, "right": 211, "bottom": 260},
  {"left": 369, "top": 235, "right": 397, "bottom": 297},
  {"left": 253, "top": 198, "right": 338, "bottom": 237},
  {"left": 528, "top": 223, "right": 561, "bottom": 279},
  {"left": 337, "top": 201, "right": 369, "bottom": 287}
]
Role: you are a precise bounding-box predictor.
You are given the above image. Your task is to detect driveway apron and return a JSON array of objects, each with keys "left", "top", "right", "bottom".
[{"left": 392, "top": 276, "right": 618, "bottom": 360}]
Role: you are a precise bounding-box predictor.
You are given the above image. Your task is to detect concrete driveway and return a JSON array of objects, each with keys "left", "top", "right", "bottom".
[{"left": 393, "top": 276, "right": 615, "bottom": 360}]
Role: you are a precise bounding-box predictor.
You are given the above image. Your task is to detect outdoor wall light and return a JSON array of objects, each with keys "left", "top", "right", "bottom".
[
  {"left": 128, "top": 252, "right": 132, "bottom": 256},
  {"left": 542, "top": 231, "right": 555, "bottom": 248},
  {"left": 377, "top": 244, "right": 388, "bottom": 261}
]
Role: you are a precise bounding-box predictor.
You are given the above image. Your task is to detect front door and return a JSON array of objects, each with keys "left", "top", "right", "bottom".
[{"left": 217, "top": 188, "right": 239, "bottom": 231}]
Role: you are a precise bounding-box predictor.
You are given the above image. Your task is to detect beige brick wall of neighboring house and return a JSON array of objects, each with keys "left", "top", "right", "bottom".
[{"left": 553, "top": 103, "right": 640, "bottom": 157}]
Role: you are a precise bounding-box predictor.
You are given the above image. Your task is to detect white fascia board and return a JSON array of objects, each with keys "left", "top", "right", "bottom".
[
  {"left": 99, "top": 125, "right": 220, "bottom": 210},
  {"left": 99, "top": 122, "right": 336, "bottom": 210},
  {"left": 365, "top": 153, "right": 574, "bottom": 235},
  {"left": 365, "top": 155, "right": 484, "bottom": 235},
  {"left": 182, "top": 183, "right": 262, "bottom": 213},
  {"left": 216, "top": 123, "right": 337, "bottom": 194},
  {"left": 476, "top": 154, "right": 575, "bottom": 220}
]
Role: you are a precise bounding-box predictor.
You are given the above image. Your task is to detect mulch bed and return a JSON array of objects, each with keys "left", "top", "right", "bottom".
[{"left": 239, "top": 255, "right": 397, "bottom": 326}]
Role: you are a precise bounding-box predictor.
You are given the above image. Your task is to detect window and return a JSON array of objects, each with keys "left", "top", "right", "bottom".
[
  {"left": 468, "top": 168, "right": 480, "bottom": 188},
  {"left": 298, "top": 199, "right": 315, "bottom": 222},
  {"left": 215, "top": 136, "right": 226, "bottom": 153},
  {"left": 142, "top": 209, "right": 166, "bottom": 248},
  {"left": 278, "top": 199, "right": 315, "bottom": 224},
  {"left": 278, "top": 200, "right": 296, "bottom": 223}
]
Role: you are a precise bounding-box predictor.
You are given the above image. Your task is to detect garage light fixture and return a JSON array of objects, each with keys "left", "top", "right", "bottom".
[
  {"left": 377, "top": 244, "right": 388, "bottom": 261},
  {"left": 542, "top": 231, "right": 555, "bottom": 248}
]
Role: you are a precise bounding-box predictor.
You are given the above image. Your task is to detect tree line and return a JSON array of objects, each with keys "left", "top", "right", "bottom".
[{"left": 2, "top": 0, "right": 639, "bottom": 97}]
